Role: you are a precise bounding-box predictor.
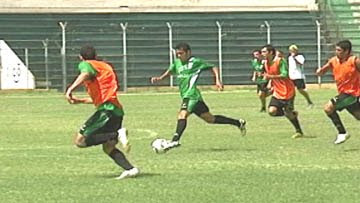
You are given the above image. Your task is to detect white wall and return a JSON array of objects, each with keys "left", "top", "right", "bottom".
[
  {"left": 0, "top": 40, "right": 35, "bottom": 90},
  {"left": 0, "top": 0, "right": 318, "bottom": 12}
]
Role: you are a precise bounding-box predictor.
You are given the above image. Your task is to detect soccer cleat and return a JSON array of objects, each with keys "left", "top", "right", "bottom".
[
  {"left": 117, "top": 128, "right": 131, "bottom": 153},
  {"left": 116, "top": 167, "right": 140, "bottom": 180},
  {"left": 260, "top": 107, "right": 266, "bottom": 113},
  {"left": 292, "top": 132, "right": 304, "bottom": 139},
  {"left": 163, "top": 140, "right": 181, "bottom": 152},
  {"left": 238, "top": 119, "right": 247, "bottom": 136},
  {"left": 334, "top": 133, "right": 350, "bottom": 144}
]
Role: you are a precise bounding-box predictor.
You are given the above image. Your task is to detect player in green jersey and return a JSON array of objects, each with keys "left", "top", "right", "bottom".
[
  {"left": 251, "top": 50, "right": 270, "bottom": 112},
  {"left": 151, "top": 42, "right": 247, "bottom": 152}
]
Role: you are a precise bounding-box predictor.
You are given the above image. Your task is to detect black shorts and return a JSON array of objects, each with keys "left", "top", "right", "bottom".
[
  {"left": 80, "top": 110, "right": 123, "bottom": 137},
  {"left": 330, "top": 93, "right": 360, "bottom": 112},
  {"left": 257, "top": 82, "right": 269, "bottom": 93},
  {"left": 269, "top": 96, "right": 295, "bottom": 114},
  {"left": 181, "top": 98, "right": 210, "bottom": 116},
  {"left": 292, "top": 79, "right": 306, "bottom": 89}
]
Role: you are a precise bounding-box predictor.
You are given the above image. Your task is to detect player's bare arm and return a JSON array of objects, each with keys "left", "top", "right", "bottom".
[
  {"left": 211, "top": 67, "right": 224, "bottom": 90},
  {"left": 316, "top": 61, "right": 332, "bottom": 76},
  {"left": 151, "top": 69, "right": 171, "bottom": 84},
  {"left": 71, "top": 96, "right": 93, "bottom": 104},
  {"left": 65, "top": 72, "right": 91, "bottom": 103},
  {"left": 355, "top": 57, "right": 360, "bottom": 72}
]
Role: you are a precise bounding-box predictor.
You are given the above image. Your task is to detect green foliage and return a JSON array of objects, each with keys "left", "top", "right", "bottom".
[{"left": 1, "top": 89, "right": 360, "bottom": 202}]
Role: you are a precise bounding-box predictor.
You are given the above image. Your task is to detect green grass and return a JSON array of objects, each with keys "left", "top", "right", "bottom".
[{"left": 1, "top": 89, "right": 360, "bottom": 203}]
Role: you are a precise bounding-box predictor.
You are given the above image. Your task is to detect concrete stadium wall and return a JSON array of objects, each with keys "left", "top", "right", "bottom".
[{"left": 0, "top": 0, "right": 318, "bottom": 13}]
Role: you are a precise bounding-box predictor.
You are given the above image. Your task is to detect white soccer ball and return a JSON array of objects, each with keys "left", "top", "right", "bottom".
[{"left": 151, "top": 138, "right": 167, "bottom": 153}]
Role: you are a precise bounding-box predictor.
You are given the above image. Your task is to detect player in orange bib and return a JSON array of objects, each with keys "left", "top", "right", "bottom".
[
  {"left": 65, "top": 45, "right": 139, "bottom": 179},
  {"left": 261, "top": 44, "right": 304, "bottom": 138},
  {"left": 316, "top": 40, "right": 360, "bottom": 144}
]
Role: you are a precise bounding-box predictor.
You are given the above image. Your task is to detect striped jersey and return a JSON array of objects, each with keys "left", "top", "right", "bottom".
[{"left": 168, "top": 56, "right": 214, "bottom": 100}]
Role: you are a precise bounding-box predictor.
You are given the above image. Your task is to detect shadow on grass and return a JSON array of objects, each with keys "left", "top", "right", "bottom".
[
  {"left": 344, "top": 148, "right": 360, "bottom": 152},
  {"left": 97, "top": 172, "right": 161, "bottom": 179}
]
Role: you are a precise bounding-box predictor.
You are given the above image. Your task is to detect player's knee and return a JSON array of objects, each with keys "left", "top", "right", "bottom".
[
  {"left": 268, "top": 107, "right": 277, "bottom": 116},
  {"left": 102, "top": 141, "right": 116, "bottom": 154},
  {"left": 324, "top": 103, "right": 334, "bottom": 115},
  {"left": 74, "top": 133, "right": 87, "bottom": 148},
  {"left": 269, "top": 107, "right": 284, "bottom": 117},
  {"left": 74, "top": 139, "right": 87, "bottom": 148},
  {"left": 177, "top": 110, "right": 188, "bottom": 119}
]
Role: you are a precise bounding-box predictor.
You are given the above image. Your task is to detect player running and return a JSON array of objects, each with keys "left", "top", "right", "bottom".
[
  {"left": 251, "top": 50, "right": 270, "bottom": 112},
  {"left": 150, "top": 42, "right": 246, "bottom": 152},
  {"left": 261, "top": 44, "right": 304, "bottom": 138},
  {"left": 316, "top": 40, "right": 360, "bottom": 144},
  {"left": 65, "top": 45, "right": 139, "bottom": 179}
]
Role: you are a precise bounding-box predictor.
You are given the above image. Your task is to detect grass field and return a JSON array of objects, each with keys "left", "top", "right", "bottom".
[{"left": 1, "top": 88, "right": 360, "bottom": 203}]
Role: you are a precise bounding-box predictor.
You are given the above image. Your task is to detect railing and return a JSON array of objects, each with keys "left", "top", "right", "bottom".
[
  {"left": 319, "top": 0, "right": 343, "bottom": 42},
  {"left": 3, "top": 15, "right": 326, "bottom": 91}
]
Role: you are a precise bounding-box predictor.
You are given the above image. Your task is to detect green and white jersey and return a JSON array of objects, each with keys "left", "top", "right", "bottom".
[
  {"left": 168, "top": 56, "right": 214, "bottom": 101},
  {"left": 251, "top": 59, "right": 268, "bottom": 84}
]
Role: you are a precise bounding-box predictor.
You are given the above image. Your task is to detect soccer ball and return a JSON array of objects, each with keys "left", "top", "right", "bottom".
[{"left": 151, "top": 138, "right": 167, "bottom": 153}]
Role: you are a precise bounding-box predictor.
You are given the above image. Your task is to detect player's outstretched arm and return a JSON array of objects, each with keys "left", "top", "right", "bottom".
[
  {"left": 71, "top": 97, "right": 93, "bottom": 104},
  {"left": 151, "top": 69, "right": 171, "bottom": 84},
  {"left": 211, "top": 67, "right": 223, "bottom": 91},
  {"left": 65, "top": 72, "right": 90, "bottom": 104},
  {"left": 316, "top": 61, "right": 331, "bottom": 76}
]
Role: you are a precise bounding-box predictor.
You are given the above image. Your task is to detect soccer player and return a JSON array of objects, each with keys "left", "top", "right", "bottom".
[
  {"left": 288, "top": 44, "right": 314, "bottom": 108},
  {"left": 150, "top": 42, "right": 246, "bottom": 151},
  {"left": 316, "top": 40, "right": 360, "bottom": 144},
  {"left": 251, "top": 50, "right": 270, "bottom": 112},
  {"left": 65, "top": 45, "right": 139, "bottom": 179},
  {"left": 261, "top": 44, "right": 304, "bottom": 138}
]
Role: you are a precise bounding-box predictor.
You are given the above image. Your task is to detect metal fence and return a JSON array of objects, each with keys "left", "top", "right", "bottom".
[{"left": 3, "top": 12, "right": 331, "bottom": 92}]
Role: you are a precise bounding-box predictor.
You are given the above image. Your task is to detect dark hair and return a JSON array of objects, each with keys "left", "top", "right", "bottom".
[
  {"left": 80, "top": 45, "right": 96, "bottom": 60},
  {"left": 175, "top": 42, "right": 191, "bottom": 51},
  {"left": 262, "top": 44, "right": 276, "bottom": 55},
  {"left": 253, "top": 49, "right": 261, "bottom": 54},
  {"left": 336, "top": 40, "right": 352, "bottom": 53}
]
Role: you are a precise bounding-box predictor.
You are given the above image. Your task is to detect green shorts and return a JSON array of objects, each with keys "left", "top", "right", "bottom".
[
  {"left": 331, "top": 93, "right": 360, "bottom": 112},
  {"left": 79, "top": 109, "right": 123, "bottom": 137}
]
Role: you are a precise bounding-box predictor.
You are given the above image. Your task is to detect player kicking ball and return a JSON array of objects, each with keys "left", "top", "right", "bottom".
[
  {"left": 316, "top": 40, "right": 360, "bottom": 144},
  {"left": 65, "top": 45, "right": 138, "bottom": 179},
  {"left": 150, "top": 42, "right": 246, "bottom": 152}
]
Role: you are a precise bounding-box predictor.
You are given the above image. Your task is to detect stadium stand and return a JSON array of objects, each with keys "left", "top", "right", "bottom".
[{"left": 324, "top": 0, "right": 360, "bottom": 53}]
